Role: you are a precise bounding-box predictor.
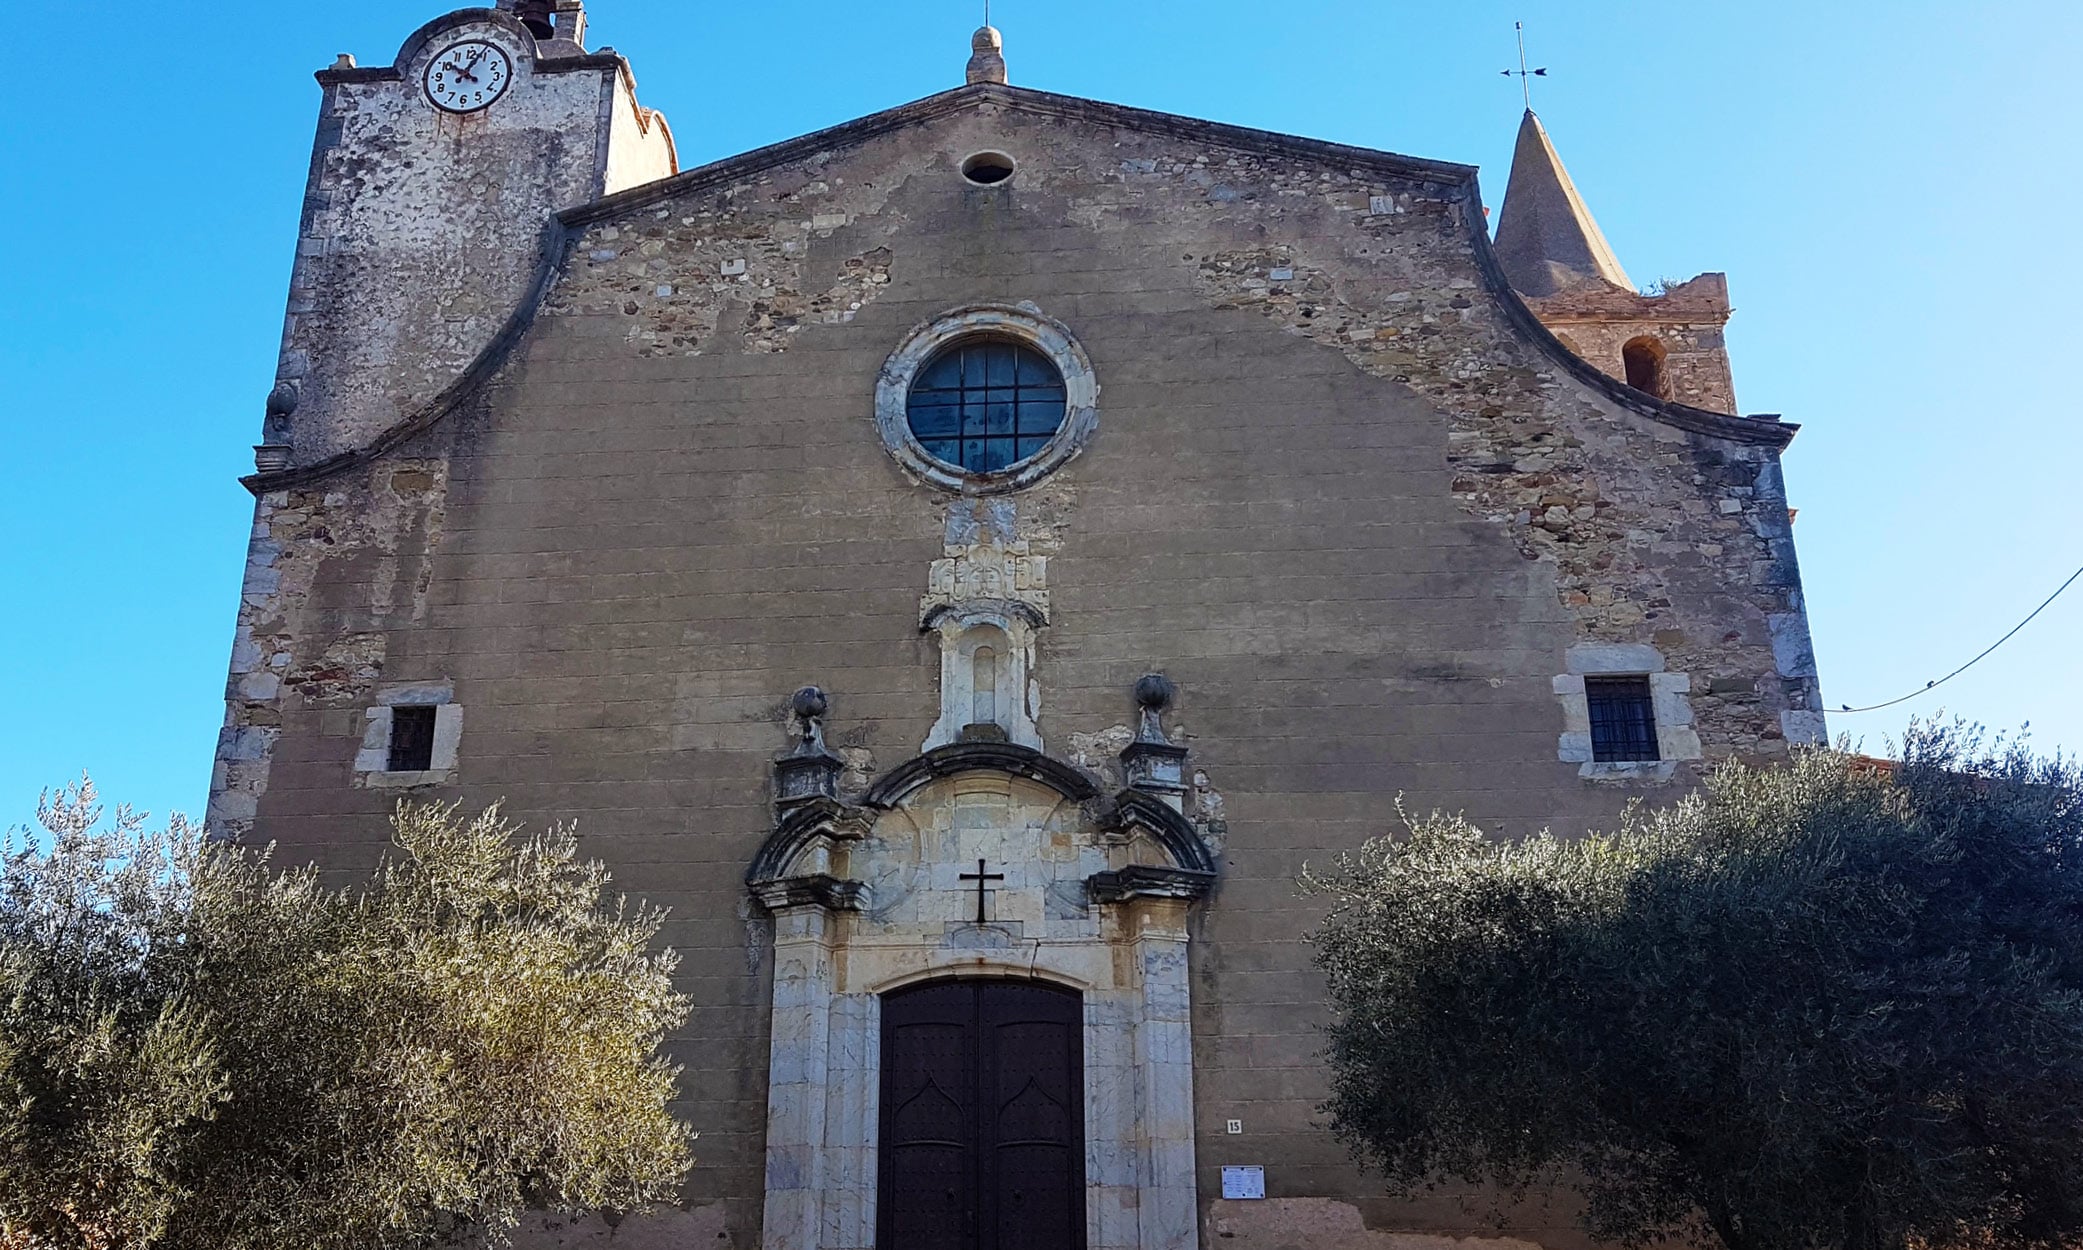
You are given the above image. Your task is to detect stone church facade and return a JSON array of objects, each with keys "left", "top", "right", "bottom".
[{"left": 207, "top": 4, "right": 1827, "bottom": 1248}]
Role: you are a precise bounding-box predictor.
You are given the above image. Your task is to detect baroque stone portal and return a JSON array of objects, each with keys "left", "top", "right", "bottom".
[{"left": 750, "top": 704, "right": 1213, "bottom": 1250}]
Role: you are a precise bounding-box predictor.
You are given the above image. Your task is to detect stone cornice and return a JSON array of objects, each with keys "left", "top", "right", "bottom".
[
  {"left": 749, "top": 874, "right": 866, "bottom": 913},
  {"left": 1086, "top": 865, "right": 1216, "bottom": 904}
]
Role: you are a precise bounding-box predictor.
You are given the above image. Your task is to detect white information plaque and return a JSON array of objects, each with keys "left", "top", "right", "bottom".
[{"left": 1221, "top": 1165, "right": 1266, "bottom": 1200}]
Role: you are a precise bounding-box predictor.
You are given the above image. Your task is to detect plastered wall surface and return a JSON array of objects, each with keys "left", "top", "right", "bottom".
[{"left": 215, "top": 87, "right": 1822, "bottom": 1248}]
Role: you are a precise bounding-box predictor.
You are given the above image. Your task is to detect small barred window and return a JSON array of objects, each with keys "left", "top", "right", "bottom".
[
  {"left": 906, "top": 340, "right": 1069, "bottom": 475},
  {"left": 388, "top": 705, "right": 438, "bottom": 772},
  {"left": 1586, "top": 676, "right": 1659, "bottom": 763}
]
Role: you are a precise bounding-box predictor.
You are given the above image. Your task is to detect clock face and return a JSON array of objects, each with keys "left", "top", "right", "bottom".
[{"left": 424, "top": 40, "right": 512, "bottom": 113}]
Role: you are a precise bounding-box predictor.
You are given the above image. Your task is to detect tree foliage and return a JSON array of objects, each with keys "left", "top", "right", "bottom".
[
  {"left": 1307, "top": 726, "right": 2083, "bottom": 1250},
  {"left": 0, "top": 782, "right": 693, "bottom": 1250}
]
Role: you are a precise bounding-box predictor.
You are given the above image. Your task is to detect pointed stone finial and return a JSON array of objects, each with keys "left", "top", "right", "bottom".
[{"left": 966, "top": 25, "right": 1007, "bottom": 85}]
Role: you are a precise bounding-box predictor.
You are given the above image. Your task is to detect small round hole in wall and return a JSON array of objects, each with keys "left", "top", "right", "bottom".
[{"left": 961, "top": 151, "right": 1017, "bottom": 185}]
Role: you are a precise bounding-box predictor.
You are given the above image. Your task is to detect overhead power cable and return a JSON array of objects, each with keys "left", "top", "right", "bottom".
[{"left": 1836, "top": 562, "right": 2083, "bottom": 714}]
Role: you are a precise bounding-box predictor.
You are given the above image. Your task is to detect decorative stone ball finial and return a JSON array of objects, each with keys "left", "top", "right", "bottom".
[
  {"left": 1134, "top": 673, "right": 1175, "bottom": 744},
  {"left": 792, "top": 686, "right": 829, "bottom": 723},
  {"left": 1121, "top": 672, "right": 1189, "bottom": 796},
  {"left": 265, "top": 380, "right": 299, "bottom": 419},
  {"left": 256, "top": 380, "right": 299, "bottom": 472},
  {"left": 775, "top": 686, "right": 842, "bottom": 808},
  {"left": 966, "top": 25, "right": 1007, "bottom": 86},
  {"left": 790, "top": 686, "right": 831, "bottom": 754},
  {"left": 791, "top": 685, "right": 829, "bottom": 720}
]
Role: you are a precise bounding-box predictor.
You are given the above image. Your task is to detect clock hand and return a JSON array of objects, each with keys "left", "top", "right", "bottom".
[{"left": 444, "top": 60, "right": 480, "bottom": 83}]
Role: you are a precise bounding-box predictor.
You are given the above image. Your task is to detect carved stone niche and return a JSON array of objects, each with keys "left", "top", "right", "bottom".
[
  {"left": 745, "top": 736, "right": 1216, "bottom": 1250},
  {"left": 922, "top": 603, "right": 1045, "bottom": 753}
]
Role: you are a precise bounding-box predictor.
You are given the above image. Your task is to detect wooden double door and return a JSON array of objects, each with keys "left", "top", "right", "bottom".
[{"left": 878, "top": 980, "right": 1086, "bottom": 1250}]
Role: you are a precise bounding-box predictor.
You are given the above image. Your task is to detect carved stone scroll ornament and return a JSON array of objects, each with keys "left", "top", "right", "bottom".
[{"left": 748, "top": 688, "right": 874, "bottom": 910}]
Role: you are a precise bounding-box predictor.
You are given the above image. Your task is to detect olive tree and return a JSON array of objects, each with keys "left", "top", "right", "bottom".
[
  {"left": 0, "top": 782, "right": 693, "bottom": 1250},
  {"left": 1308, "top": 726, "right": 2083, "bottom": 1250}
]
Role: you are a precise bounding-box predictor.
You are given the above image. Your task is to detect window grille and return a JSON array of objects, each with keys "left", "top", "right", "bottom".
[
  {"left": 905, "top": 340, "right": 1068, "bottom": 474},
  {"left": 1586, "top": 676, "right": 1659, "bottom": 762},
  {"left": 388, "top": 706, "right": 438, "bottom": 772}
]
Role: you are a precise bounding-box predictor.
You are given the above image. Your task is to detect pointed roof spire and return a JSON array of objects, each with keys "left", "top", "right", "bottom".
[{"left": 1492, "top": 110, "right": 1633, "bottom": 298}]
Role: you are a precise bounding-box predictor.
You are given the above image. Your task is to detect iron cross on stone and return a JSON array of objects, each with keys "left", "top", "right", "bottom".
[{"left": 959, "top": 858, "right": 1006, "bottom": 925}]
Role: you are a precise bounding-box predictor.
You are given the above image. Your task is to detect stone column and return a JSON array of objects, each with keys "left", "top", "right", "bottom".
[
  {"left": 1130, "top": 898, "right": 1199, "bottom": 1250},
  {"left": 761, "top": 904, "right": 838, "bottom": 1250}
]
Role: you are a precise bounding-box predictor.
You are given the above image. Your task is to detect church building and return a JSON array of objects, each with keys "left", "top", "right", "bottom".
[{"left": 207, "top": 4, "right": 1826, "bottom": 1247}]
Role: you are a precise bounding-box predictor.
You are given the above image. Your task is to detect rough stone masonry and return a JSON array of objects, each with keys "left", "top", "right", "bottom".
[{"left": 209, "top": 6, "right": 1825, "bottom": 1248}]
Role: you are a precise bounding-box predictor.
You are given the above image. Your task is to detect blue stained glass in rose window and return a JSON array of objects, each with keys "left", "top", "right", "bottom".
[{"left": 906, "top": 341, "right": 1068, "bottom": 474}]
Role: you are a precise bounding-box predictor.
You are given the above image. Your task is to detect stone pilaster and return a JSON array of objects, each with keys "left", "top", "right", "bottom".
[
  {"left": 761, "top": 904, "right": 839, "bottom": 1250},
  {"left": 1129, "top": 898, "right": 1198, "bottom": 1250}
]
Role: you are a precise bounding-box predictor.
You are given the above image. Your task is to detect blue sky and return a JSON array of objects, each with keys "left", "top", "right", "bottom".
[{"left": 2, "top": 0, "right": 2078, "bottom": 830}]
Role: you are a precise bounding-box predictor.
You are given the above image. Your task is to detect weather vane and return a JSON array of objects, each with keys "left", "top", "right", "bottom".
[{"left": 1502, "top": 21, "right": 1548, "bottom": 110}]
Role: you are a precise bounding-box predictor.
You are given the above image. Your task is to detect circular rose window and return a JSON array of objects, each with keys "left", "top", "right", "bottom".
[
  {"left": 875, "top": 305, "right": 1099, "bottom": 494},
  {"left": 906, "top": 340, "right": 1068, "bottom": 475}
]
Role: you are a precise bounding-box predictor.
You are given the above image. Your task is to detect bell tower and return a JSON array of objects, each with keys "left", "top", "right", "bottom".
[
  {"left": 1493, "top": 109, "right": 1741, "bottom": 415},
  {"left": 254, "top": 1, "right": 675, "bottom": 474}
]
